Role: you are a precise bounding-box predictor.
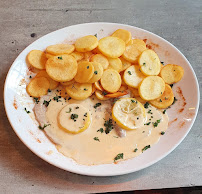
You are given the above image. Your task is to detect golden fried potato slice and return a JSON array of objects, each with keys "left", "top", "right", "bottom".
[
  {"left": 74, "top": 61, "right": 94, "bottom": 83},
  {"left": 119, "top": 57, "right": 131, "bottom": 71},
  {"left": 94, "top": 81, "right": 103, "bottom": 91},
  {"left": 45, "top": 53, "right": 54, "bottom": 59},
  {"left": 105, "top": 91, "right": 128, "bottom": 98},
  {"left": 138, "top": 49, "right": 161, "bottom": 76},
  {"left": 35, "top": 70, "right": 59, "bottom": 90},
  {"left": 46, "top": 44, "right": 75, "bottom": 55},
  {"left": 27, "top": 50, "right": 47, "bottom": 70},
  {"left": 122, "top": 41, "right": 146, "bottom": 63},
  {"left": 100, "top": 69, "right": 121, "bottom": 93},
  {"left": 98, "top": 36, "right": 125, "bottom": 58},
  {"left": 26, "top": 77, "right": 50, "bottom": 97},
  {"left": 107, "top": 58, "right": 122, "bottom": 72},
  {"left": 46, "top": 55, "right": 78, "bottom": 82},
  {"left": 90, "top": 54, "right": 109, "bottom": 69},
  {"left": 123, "top": 65, "right": 146, "bottom": 88},
  {"left": 129, "top": 87, "right": 140, "bottom": 97},
  {"left": 160, "top": 64, "right": 184, "bottom": 84},
  {"left": 70, "top": 51, "right": 84, "bottom": 61},
  {"left": 66, "top": 82, "right": 92, "bottom": 100},
  {"left": 88, "top": 62, "right": 103, "bottom": 83},
  {"left": 60, "top": 79, "right": 75, "bottom": 86},
  {"left": 132, "top": 39, "right": 146, "bottom": 47},
  {"left": 95, "top": 90, "right": 110, "bottom": 101},
  {"left": 149, "top": 84, "right": 174, "bottom": 108},
  {"left": 91, "top": 84, "right": 96, "bottom": 95},
  {"left": 84, "top": 51, "right": 94, "bottom": 61},
  {"left": 139, "top": 76, "right": 165, "bottom": 101},
  {"left": 111, "top": 29, "right": 132, "bottom": 44},
  {"left": 92, "top": 47, "right": 102, "bottom": 54},
  {"left": 75, "top": 35, "right": 98, "bottom": 52}
]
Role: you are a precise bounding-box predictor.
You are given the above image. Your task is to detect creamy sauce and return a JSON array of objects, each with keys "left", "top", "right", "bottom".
[{"left": 43, "top": 94, "right": 168, "bottom": 165}]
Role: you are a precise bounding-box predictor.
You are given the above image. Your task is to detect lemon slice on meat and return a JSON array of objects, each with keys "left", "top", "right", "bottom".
[
  {"left": 58, "top": 104, "right": 91, "bottom": 134},
  {"left": 112, "top": 98, "right": 146, "bottom": 130}
]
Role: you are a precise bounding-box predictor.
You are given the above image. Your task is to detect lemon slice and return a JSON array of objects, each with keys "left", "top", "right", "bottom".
[
  {"left": 58, "top": 104, "right": 91, "bottom": 134},
  {"left": 112, "top": 98, "right": 146, "bottom": 130}
]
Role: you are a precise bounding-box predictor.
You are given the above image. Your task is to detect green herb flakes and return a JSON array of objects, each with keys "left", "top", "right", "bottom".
[
  {"left": 93, "top": 137, "right": 100, "bottom": 142},
  {"left": 144, "top": 122, "right": 151, "bottom": 125},
  {"left": 43, "top": 99, "right": 51, "bottom": 107},
  {"left": 24, "top": 108, "right": 31, "bottom": 114},
  {"left": 114, "top": 153, "right": 123, "bottom": 162},
  {"left": 142, "top": 145, "right": 150, "bottom": 152},
  {"left": 134, "top": 148, "right": 138, "bottom": 152},
  {"left": 94, "top": 71, "right": 98, "bottom": 75},
  {"left": 38, "top": 124, "right": 50, "bottom": 130},
  {"left": 104, "top": 118, "right": 114, "bottom": 134},
  {"left": 97, "top": 128, "right": 104, "bottom": 133},
  {"left": 161, "top": 131, "right": 165, "bottom": 135},
  {"left": 94, "top": 102, "right": 101, "bottom": 109},
  {"left": 153, "top": 119, "right": 161, "bottom": 128},
  {"left": 66, "top": 108, "right": 72, "bottom": 113},
  {"left": 58, "top": 56, "right": 62, "bottom": 60},
  {"left": 144, "top": 102, "right": 149, "bottom": 108},
  {"left": 163, "top": 109, "right": 166, "bottom": 114},
  {"left": 128, "top": 71, "right": 132, "bottom": 75},
  {"left": 70, "top": 114, "right": 78, "bottom": 122},
  {"left": 33, "top": 97, "right": 40, "bottom": 104}
]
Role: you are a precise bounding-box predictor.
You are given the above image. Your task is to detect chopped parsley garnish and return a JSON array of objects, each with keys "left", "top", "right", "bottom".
[
  {"left": 131, "top": 99, "right": 137, "bottom": 103},
  {"left": 66, "top": 108, "right": 72, "bottom": 113},
  {"left": 142, "top": 145, "right": 150, "bottom": 152},
  {"left": 134, "top": 148, "right": 138, "bottom": 152},
  {"left": 87, "top": 66, "right": 89, "bottom": 69},
  {"left": 53, "top": 95, "right": 61, "bottom": 102},
  {"left": 159, "top": 99, "right": 162, "bottom": 102},
  {"left": 94, "top": 102, "right": 101, "bottom": 109},
  {"left": 102, "top": 91, "right": 108, "bottom": 96},
  {"left": 94, "top": 33, "right": 97, "bottom": 37},
  {"left": 38, "top": 124, "right": 50, "bottom": 130},
  {"left": 33, "top": 97, "right": 40, "bottom": 104},
  {"left": 161, "top": 131, "right": 165, "bottom": 135},
  {"left": 163, "top": 109, "right": 166, "bottom": 114},
  {"left": 104, "top": 118, "right": 114, "bottom": 134},
  {"left": 114, "top": 153, "right": 123, "bottom": 162},
  {"left": 93, "top": 137, "right": 100, "bottom": 142},
  {"left": 75, "top": 106, "right": 79, "bottom": 109},
  {"left": 68, "top": 97, "right": 72, "bottom": 100},
  {"left": 172, "top": 97, "right": 178, "bottom": 105},
  {"left": 143, "top": 62, "right": 146, "bottom": 66},
  {"left": 48, "top": 89, "right": 51, "bottom": 92},
  {"left": 161, "top": 61, "right": 164, "bottom": 65},
  {"left": 84, "top": 88, "right": 88, "bottom": 91},
  {"left": 128, "top": 71, "right": 132, "bottom": 75},
  {"left": 153, "top": 119, "right": 161, "bottom": 128},
  {"left": 94, "top": 71, "right": 98, "bottom": 75},
  {"left": 97, "top": 128, "right": 104, "bottom": 133},
  {"left": 144, "top": 122, "right": 151, "bottom": 125},
  {"left": 43, "top": 99, "right": 51, "bottom": 107},
  {"left": 84, "top": 112, "right": 87, "bottom": 117},
  {"left": 58, "top": 56, "right": 62, "bottom": 60},
  {"left": 24, "top": 108, "right": 31, "bottom": 114},
  {"left": 144, "top": 102, "right": 149, "bottom": 108},
  {"left": 70, "top": 114, "right": 78, "bottom": 122},
  {"left": 165, "top": 97, "right": 168, "bottom": 100},
  {"left": 170, "top": 84, "right": 174, "bottom": 88},
  {"left": 113, "top": 98, "right": 119, "bottom": 104},
  {"left": 29, "top": 75, "right": 32, "bottom": 78},
  {"left": 147, "top": 109, "right": 152, "bottom": 114}
]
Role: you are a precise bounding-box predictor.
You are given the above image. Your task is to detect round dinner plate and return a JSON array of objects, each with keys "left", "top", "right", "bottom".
[{"left": 4, "top": 23, "right": 200, "bottom": 176}]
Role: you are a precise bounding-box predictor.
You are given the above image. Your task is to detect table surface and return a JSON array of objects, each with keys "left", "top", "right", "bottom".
[{"left": 0, "top": 0, "right": 201, "bottom": 193}]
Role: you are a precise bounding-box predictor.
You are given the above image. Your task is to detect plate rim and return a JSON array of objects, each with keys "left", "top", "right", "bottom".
[{"left": 4, "top": 22, "right": 200, "bottom": 176}]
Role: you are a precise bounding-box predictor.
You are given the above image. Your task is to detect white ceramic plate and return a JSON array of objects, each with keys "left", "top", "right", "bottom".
[{"left": 4, "top": 23, "right": 200, "bottom": 176}]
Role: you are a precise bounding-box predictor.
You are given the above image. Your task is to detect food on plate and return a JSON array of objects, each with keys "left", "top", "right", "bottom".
[
  {"left": 74, "top": 61, "right": 94, "bottom": 83},
  {"left": 138, "top": 49, "right": 161, "bottom": 76},
  {"left": 100, "top": 69, "right": 121, "bottom": 93},
  {"left": 149, "top": 84, "right": 174, "bottom": 108},
  {"left": 122, "top": 39, "right": 146, "bottom": 63},
  {"left": 98, "top": 36, "right": 125, "bottom": 58},
  {"left": 46, "top": 44, "right": 75, "bottom": 55},
  {"left": 123, "top": 65, "right": 146, "bottom": 88},
  {"left": 26, "top": 77, "right": 50, "bottom": 97},
  {"left": 107, "top": 57, "right": 122, "bottom": 72},
  {"left": 111, "top": 29, "right": 132, "bottom": 44},
  {"left": 27, "top": 50, "right": 47, "bottom": 69},
  {"left": 139, "top": 76, "right": 165, "bottom": 101},
  {"left": 160, "top": 64, "right": 184, "bottom": 84},
  {"left": 35, "top": 70, "right": 59, "bottom": 90},
  {"left": 46, "top": 54, "right": 78, "bottom": 82},
  {"left": 25, "top": 28, "right": 184, "bottom": 165},
  {"left": 75, "top": 35, "right": 98, "bottom": 52}
]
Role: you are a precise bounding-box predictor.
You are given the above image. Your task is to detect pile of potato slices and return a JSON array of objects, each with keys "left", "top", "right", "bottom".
[{"left": 26, "top": 29, "right": 184, "bottom": 109}]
